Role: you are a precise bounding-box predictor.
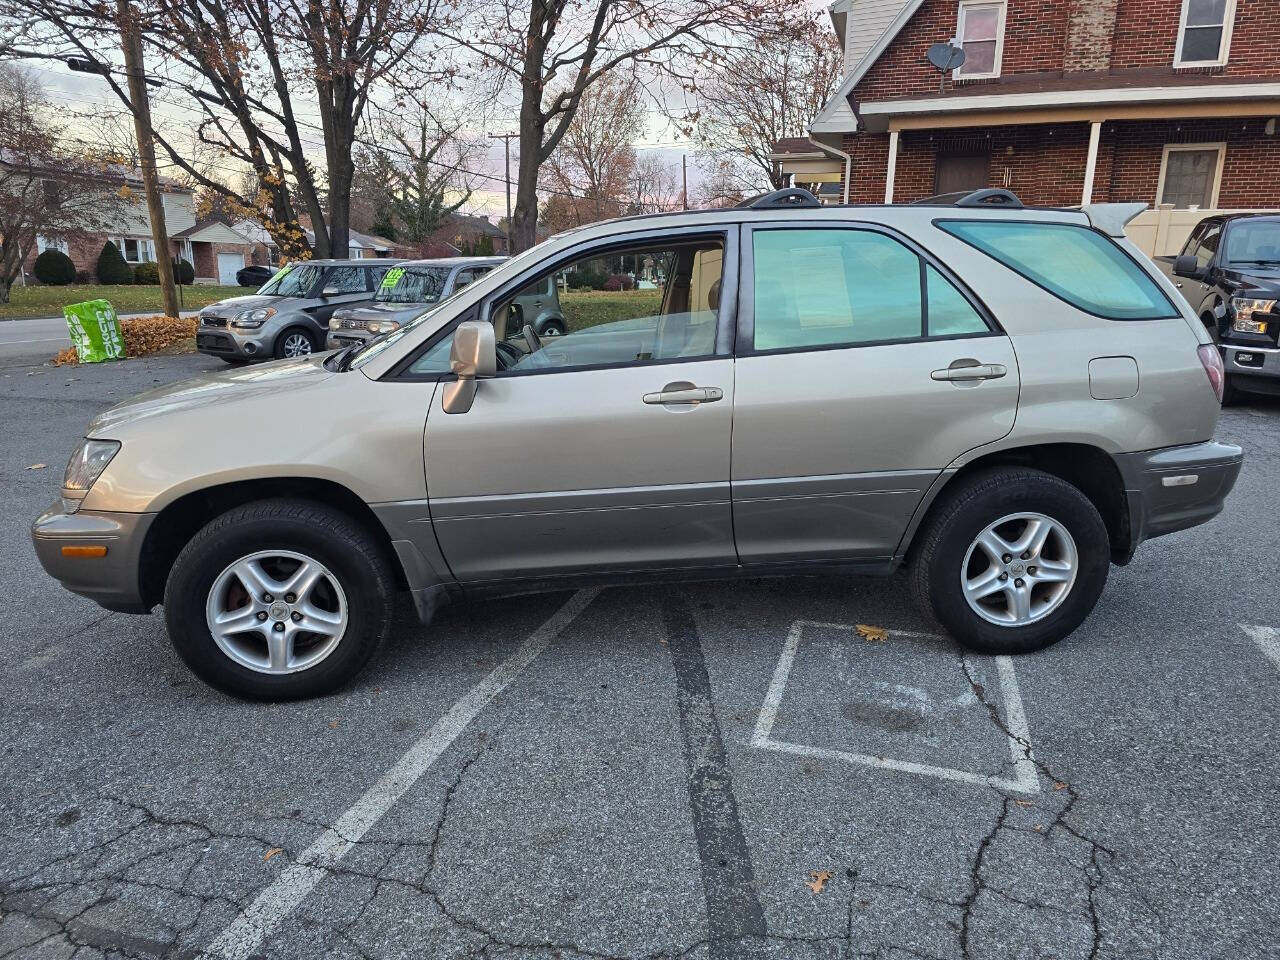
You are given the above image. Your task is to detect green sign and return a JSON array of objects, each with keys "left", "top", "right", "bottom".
[
  {"left": 64, "top": 299, "right": 125, "bottom": 363},
  {"left": 267, "top": 264, "right": 293, "bottom": 284},
  {"left": 380, "top": 267, "right": 405, "bottom": 290}
]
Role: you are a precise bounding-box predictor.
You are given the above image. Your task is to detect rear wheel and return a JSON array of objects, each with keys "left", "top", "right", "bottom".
[
  {"left": 539, "top": 319, "right": 566, "bottom": 338},
  {"left": 164, "top": 499, "right": 395, "bottom": 699},
  {"left": 911, "top": 468, "right": 1110, "bottom": 655},
  {"left": 274, "top": 326, "right": 317, "bottom": 359}
]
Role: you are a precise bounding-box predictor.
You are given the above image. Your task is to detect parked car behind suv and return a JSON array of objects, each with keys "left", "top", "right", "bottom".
[
  {"left": 1154, "top": 213, "right": 1280, "bottom": 401},
  {"left": 326, "top": 257, "right": 506, "bottom": 350},
  {"left": 34, "top": 189, "right": 1242, "bottom": 700},
  {"left": 197, "top": 259, "right": 400, "bottom": 362}
]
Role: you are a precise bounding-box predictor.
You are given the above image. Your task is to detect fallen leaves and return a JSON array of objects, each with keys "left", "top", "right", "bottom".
[
  {"left": 807, "top": 870, "right": 832, "bottom": 894},
  {"left": 855, "top": 624, "right": 888, "bottom": 642},
  {"left": 263, "top": 847, "right": 283, "bottom": 862},
  {"left": 53, "top": 314, "right": 197, "bottom": 366}
]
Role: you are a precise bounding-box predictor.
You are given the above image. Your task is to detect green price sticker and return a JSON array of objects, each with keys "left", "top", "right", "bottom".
[{"left": 380, "top": 267, "right": 405, "bottom": 290}]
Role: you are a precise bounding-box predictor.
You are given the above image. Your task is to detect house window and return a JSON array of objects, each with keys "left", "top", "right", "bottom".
[
  {"left": 1157, "top": 143, "right": 1225, "bottom": 209},
  {"left": 955, "top": 0, "right": 1005, "bottom": 79},
  {"left": 1175, "top": 0, "right": 1235, "bottom": 67},
  {"left": 117, "top": 237, "right": 156, "bottom": 263},
  {"left": 36, "top": 236, "right": 70, "bottom": 256}
]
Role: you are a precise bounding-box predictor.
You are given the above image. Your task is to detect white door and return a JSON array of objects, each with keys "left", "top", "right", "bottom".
[{"left": 217, "top": 252, "right": 244, "bottom": 285}]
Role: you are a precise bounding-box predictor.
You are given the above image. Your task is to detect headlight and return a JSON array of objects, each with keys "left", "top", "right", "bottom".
[
  {"left": 328, "top": 318, "right": 341, "bottom": 331},
  {"left": 1230, "top": 297, "right": 1274, "bottom": 334},
  {"left": 232, "top": 307, "right": 276, "bottom": 329},
  {"left": 366, "top": 320, "right": 400, "bottom": 335},
  {"left": 63, "top": 438, "right": 120, "bottom": 499}
]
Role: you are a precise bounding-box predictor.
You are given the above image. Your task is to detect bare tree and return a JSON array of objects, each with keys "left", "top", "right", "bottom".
[
  {"left": 629, "top": 152, "right": 681, "bottom": 214},
  {"left": 2, "top": 0, "right": 454, "bottom": 258},
  {"left": 543, "top": 73, "right": 642, "bottom": 225},
  {"left": 444, "top": 0, "right": 798, "bottom": 251},
  {"left": 0, "top": 66, "right": 126, "bottom": 302},
  {"left": 689, "top": 12, "right": 841, "bottom": 193}
]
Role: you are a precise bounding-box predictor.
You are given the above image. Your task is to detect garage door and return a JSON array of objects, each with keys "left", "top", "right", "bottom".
[{"left": 217, "top": 252, "right": 245, "bottom": 286}]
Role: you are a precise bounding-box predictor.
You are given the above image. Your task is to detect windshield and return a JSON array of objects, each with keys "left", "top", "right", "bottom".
[
  {"left": 258, "top": 263, "right": 323, "bottom": 297},
  {"left": 375, "top": 266, "right": 452, "bottom": 304},
  {"left": 1224, "top": 221, "right": 1280, "bottom": 265}
]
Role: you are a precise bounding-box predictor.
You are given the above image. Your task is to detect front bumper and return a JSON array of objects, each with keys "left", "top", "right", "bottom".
[
  {"left": 326, "top": 330, "right": 374, "bottom": 351},
  {"left": 1221, "top": 343, "right": 1280, "bottom": 395},
  {"left": 32, "top": 504, "right": 156, "bottom": 613},
  {"left": 1115, "top": 440, "right": 1244, "bottom": 559},
  {"left": 196, "top": 322, "right": 270, "bottom": 360}
]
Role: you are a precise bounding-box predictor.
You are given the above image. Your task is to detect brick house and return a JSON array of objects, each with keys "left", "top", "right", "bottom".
[
  {"left": 775, "top": 0, "right": 1280, "bottom": 254},
  {"left": 15, "top": 163, "right": 253, "bottom": 285}
]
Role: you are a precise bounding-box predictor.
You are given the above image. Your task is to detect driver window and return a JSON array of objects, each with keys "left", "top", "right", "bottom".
[
  {"left": 405, "top": 236, "right": 724, "bottom": 377},
  {"left": 1194, "top": 225, "right": 1220, "bottom": 268},
  {"left": 495, "top": 238, "right": 724, "bottom": 373}
]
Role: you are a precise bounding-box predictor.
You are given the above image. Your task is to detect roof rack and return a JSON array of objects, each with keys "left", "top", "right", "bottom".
[
  {"left": 739, "top": 187, "right": 821, "bottom": 209},
  {"left": 911, "top": 188, "right": 1024, "bottom": 209}
]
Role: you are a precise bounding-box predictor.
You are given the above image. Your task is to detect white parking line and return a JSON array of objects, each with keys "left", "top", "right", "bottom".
[
  {"left": 1241, "top": 624, "right": 1280, "bottom": 674},
  {"left": 202, "top": 587, "right": 600, "bottom": 960},
  {"left": 751, "top": 620, "right": 1040, "bottom": 796}
]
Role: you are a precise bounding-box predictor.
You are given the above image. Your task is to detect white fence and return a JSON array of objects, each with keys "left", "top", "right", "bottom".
[{"left": 1125, "top": 204, "right": 1280, "bottom": 257}]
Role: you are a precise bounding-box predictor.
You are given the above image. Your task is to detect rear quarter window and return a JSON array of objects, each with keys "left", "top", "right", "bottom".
[{"left": 936, "top": 220, "right": 1178, "bottom": 320}]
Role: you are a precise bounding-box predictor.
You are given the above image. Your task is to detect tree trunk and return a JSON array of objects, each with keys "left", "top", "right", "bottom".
[
  {"left": 0, "top": 276, "right": 11, "bottom": 306},
  {"left": 511, "top": 139, "right": 542, "bottom": 253}
]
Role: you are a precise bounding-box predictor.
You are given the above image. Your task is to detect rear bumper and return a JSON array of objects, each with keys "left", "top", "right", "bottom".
[
  {"left": 1115, "top": 440, "right": 1244, "bottom": 558},
  {"left": 31, "top": 504, "right": 155, "bottom": 613}
]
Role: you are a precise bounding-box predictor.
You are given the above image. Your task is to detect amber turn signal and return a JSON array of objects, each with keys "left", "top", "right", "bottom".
[{"left": 60, "top": 544, "right": 108, "bottom": 558}]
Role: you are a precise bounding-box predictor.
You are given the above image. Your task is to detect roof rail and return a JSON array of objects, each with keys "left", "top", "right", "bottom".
[
  {"left": 910, "top": 188, "right": 1024, "bottom": 209},
  {"left": 739, "top": 187, "right": 821, "bottom": 209}
]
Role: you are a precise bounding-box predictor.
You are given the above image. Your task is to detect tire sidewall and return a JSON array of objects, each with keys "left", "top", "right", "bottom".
[
  {"left": 274, "top": 326, "right": 316, "bottom": 360},
  {"left": 927, "top": 474, "right": 1110, "bottom": 654},
  {"left": 165, "top": 512, "right": 390, "bottom": 699}
]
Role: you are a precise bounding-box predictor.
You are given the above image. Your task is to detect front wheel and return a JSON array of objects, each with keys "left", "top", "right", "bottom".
[
  {"left": 911, "top": 468, "right": 1110, "bottom": 655},
  {"left": 164, "top": 499, "right": 395, "bottom": 699},
  {"left": 274, "top": 326, "right": 317, "bottom": 359}
]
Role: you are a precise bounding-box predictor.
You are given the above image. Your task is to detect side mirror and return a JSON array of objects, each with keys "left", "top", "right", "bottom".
[
  {"left": 1173, "top": 255, "right": 1205, "bottom": 281},
  {"left": 442, "top": 320, "right": 497, "bottom": 414},
  {"left": 320, "top": 285, "right": 341, "bottom": 298}
]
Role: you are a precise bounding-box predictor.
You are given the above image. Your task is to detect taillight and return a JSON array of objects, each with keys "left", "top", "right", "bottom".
[{"left": 1197, "top": 344, "right": 1225, "bottom": 403}]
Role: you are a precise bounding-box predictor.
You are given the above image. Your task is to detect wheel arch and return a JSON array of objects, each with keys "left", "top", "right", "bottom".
[
  {"left": 899, "top": 443, "right": 1130, "bottom": 566},
  {"left": 138, "top": 477, "right": 405, "bottom": 609}
]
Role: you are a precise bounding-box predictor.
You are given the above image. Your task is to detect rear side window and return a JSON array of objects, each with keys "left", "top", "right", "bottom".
[
  {"left": 937, "top": 220, "right": 1177, "bottom": 320},
  {"left": 751, "top": 227, "right": 989, "bottom": 352}
]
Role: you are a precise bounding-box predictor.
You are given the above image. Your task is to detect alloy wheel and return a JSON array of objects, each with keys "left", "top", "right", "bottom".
[
  {"left": 281, "top": 332, "right": 313, "bottom": 357},
  {"left": 961, "top": 512, "right": 1078, "bottom": 626},
  {"left": 205, "top": 550, "right": 348, "bottom": 674}
]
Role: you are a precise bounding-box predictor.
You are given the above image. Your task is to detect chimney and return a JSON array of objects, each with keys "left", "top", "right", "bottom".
[{"left": 1063, "top": 0, "right": 1119, "bottom": 73}]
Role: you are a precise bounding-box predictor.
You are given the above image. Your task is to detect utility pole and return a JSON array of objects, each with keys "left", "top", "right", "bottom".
[
  {"left": 117, "top": 0, "right": 179, "bottom": 318},
  {"left": 489, "top": 132, "right": 517, "bottom": 254},
  {"left": 682, "top": 154, "right": 688, "bottom": 210}
]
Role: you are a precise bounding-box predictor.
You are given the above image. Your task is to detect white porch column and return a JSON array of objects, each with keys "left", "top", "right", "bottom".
[
  {"left": 884, "top": 130, "right": 899, "bottom": 204},
  {"left": 1081, "top": 120, "right": 1102, "bottom": 205}
]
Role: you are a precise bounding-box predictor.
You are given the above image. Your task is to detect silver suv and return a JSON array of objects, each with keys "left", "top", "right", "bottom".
[
  {"left": 197, "top": 259, "right": 400, "bottom": 362},
  {"left": 34, "top": 189, "right": 1243, "bottom": 699}
]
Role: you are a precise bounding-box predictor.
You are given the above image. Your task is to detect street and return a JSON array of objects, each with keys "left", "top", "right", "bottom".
[{"left": 1, "top": 352, "right": 1278, "bottom": 959}]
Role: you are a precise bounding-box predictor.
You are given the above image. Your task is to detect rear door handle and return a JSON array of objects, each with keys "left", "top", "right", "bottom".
[
  {"left": 643, "top": 384, "right": 724, "bottom": 405},
  {"left": 931, "top": 363, "right": 1007, "bottom": 382}
]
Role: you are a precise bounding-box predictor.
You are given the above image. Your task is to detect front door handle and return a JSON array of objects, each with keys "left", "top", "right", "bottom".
[
  {"left": 931, "top": 363, "right": 1007, "bottom": 382},
  {"left": 643, "top": 383, "right": 724, "bottom": 405}
]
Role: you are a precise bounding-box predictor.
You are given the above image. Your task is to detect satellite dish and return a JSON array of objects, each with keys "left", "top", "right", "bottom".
[{"left": 927, "top": 42, "right": 966, "bottom": 72}]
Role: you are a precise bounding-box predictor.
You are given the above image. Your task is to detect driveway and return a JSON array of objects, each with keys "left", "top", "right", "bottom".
[{"left": 1, "top": 353, "right": 1277, "bottom": 959}]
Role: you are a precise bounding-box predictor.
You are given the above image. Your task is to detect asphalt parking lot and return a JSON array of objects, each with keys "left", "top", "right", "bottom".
[{"left": 1, "top": 351, "right": 1278, "bottom": 960}]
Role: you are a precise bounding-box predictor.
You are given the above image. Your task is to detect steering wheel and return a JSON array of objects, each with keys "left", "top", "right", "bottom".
[
  {"left": 495, "top": 339, "right": 522, "bottom": 369},
  {"left": 522, "top": 323, "right": 543, "bottom": 354}
]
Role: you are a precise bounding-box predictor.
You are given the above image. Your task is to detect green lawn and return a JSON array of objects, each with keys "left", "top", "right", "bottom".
[
  {"left": 0, "top": 284, "right": 247, "bottom": 320},
  {"left": 560, "top": 289, "right": 663, "bottom": 332}
]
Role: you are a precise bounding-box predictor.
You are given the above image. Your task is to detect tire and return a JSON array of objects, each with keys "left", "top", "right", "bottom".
[
  {"left": 539, "top": 319, "right": 566, "bottom": 338},
  {"left": 164, "top": 499, "right": 395, "bottom": 700},
  {"left": 274, "top": 326, "right": 317, "bottom": 359},
  {"left": 910, "top": 467, "right": 1110, "bottom": 655},
  {"left": 1221, "top": 374, "right": 1243, "bottom": 406}
]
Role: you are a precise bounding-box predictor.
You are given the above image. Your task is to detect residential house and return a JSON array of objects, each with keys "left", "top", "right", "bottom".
[
  {"left": 776, "top": 0, "right": 1280, "bottom": 254},
  {"left": 231, "top": 220, "right": 410, "bottom": 266},
  {"left": 14, "top": 162, "right": 253, "bottom": 284}
]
